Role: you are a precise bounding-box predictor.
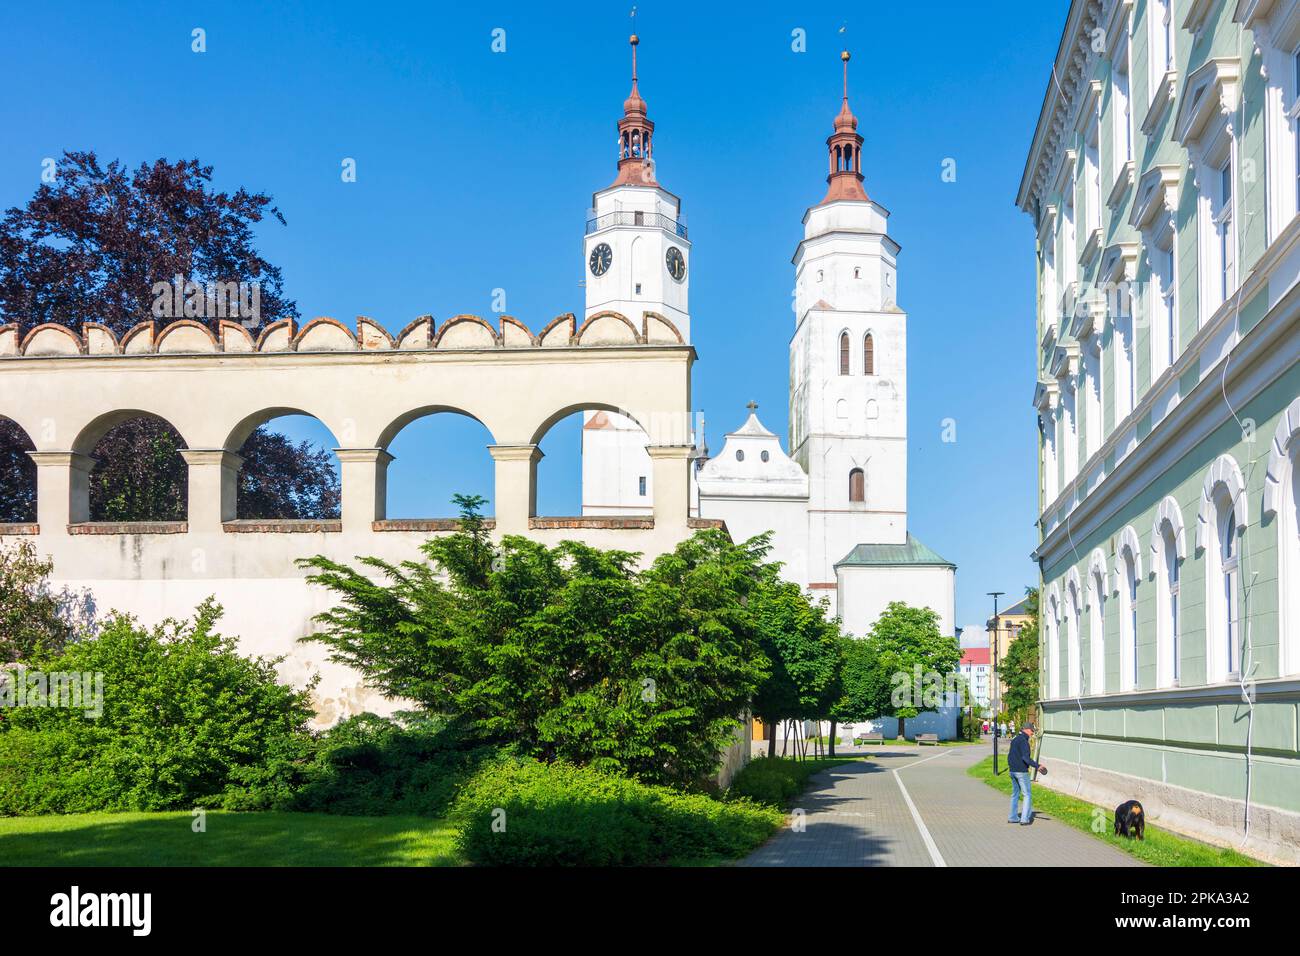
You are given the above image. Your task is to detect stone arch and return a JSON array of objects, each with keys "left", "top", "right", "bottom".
[
  {"left": 1264, "top": 396, "right": 1300, "bottom": 518},
  {"left": 576, "top": 310, "right": 641, "bottom": 346},
  {"left": 1086, "top": 547, "right": 1109, "bottom": 605},
  {"left": 375, "top": 404, "right": 498, "bottom": 451},
  {"left": 1197, "top": 453, "right": 1248, "bottom": 552},
  {"left": 381, "top": 407, "right": 499, "bottom": 520},
  {"left": 20, "top": 323, "right": 84, "bottom": 356},
  {"left": 219, "top": 320, "right": 256, "bottom": 352},
  {"left": 395, "top": 315, "right": 434, "bottom": 350},
  {"left": 527, "top": 401, "right": 650, "bottom": 448},
  {"left": 356, "top": 316, "right": 395, "bottom": 351},
  {"left": 1149, "top": 494, "right": 1187, "bottom": 571},
  {"left": 1114, "top": 523, "right": 1144, "bottom": 588},
  {"left": 155, "top": 320, "right": 220, "bottom": 354},
  {"left": 84, "top": 322, "right": 120, "bottom": 355},
  {"left": 73, "top": 408, "right": 195, "bottom": 457},
  {"left": 0, "top": 416, "right": 37, "bottom": 523},
  {"left": 641, "top": 311, "right": 684, "bottom": 344},
  {"left": 255, "top": 318, "right": 297, "bottom": 352},
  {"left": 537, "top": 313, "right": 576, "bottom": 347},
  {"left": 226, "top": 410, "right": 343, "bottom": 521},
  {"left": 293, "top": 317, "right": 358, "bottom": 352},
  {"left": 75, "top": 410, "right": 191, "bottom": 522},
  {"left": 120, "top": 321, "right": 157, "bottom": 354},
  {"left": 433, "top": 314, "right": 498, "bottom": 349},
  {"left": 223, "top": 407, "right": 341, "bottom": 453},
  {"left": 499, "top": 315, "right": 534, "bottom": 348}
]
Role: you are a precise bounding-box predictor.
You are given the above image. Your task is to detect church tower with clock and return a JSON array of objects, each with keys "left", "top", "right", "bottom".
[{"left": 582, "top": 34, "right": 693, "bottom": 516}]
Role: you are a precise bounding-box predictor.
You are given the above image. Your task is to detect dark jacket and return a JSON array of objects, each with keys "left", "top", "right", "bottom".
[{"left": 1007, "top": 732, "right": 1039, "bottom": 774}]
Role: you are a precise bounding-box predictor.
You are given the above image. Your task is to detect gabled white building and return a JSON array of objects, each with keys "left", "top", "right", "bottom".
[{"left": 697, "top": 53, "right": 956, "bottom": 646}]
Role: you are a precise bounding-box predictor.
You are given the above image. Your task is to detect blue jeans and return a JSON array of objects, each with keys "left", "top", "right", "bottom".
[{"left": 1009, "top": 772, "right": 1033, "bottom": 823}]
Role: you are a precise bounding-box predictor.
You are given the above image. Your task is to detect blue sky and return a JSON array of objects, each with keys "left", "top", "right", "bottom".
[{"left": 0, "top": 0, "right": 1069, "bottom": 627}]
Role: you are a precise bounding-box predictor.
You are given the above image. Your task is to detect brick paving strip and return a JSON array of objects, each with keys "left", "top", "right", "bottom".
[{"left": 740, "top": 746, "right": 1145, "bottom": 868}]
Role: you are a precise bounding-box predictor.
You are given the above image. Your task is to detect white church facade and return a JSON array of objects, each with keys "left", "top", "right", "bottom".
[
  {"left": 693, "top": 55, "right": 958, "bottom": 739},
  {"left": 579, "top": 47, "right": 957, "bottom": 656}
]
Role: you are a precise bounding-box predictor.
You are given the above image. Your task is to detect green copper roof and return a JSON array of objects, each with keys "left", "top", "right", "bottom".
[{"left": 834, "top": 534, "right": 955, "bottom": 570}]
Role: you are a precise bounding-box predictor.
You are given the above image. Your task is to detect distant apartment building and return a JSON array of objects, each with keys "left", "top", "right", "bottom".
[
  {"left": 986, "top": 595, "right": 1035, "bottom": 703},
  {"left": 960, "top": 647, "right": 993, "bottom": 711},
  {"left": 1018, "top": 0, "right": 1300, "bottom": 864}
]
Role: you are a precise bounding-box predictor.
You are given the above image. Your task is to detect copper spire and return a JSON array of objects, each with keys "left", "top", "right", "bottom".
[
  {"left": 820, "top": 50, "right": 868, "bottom": 204},
  {"left": 612, "top": 33, "right": 657, "bottom": 187}
]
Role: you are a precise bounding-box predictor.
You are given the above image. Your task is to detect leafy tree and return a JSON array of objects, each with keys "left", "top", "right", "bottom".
[
  {"left": 299, "top": 496, "right": 771, "bottom": 787},
  {"left": 0, "top": 600, "right": 316, "bottom": 813},
  {"left": 0, "top": 151, "right": 335, "bottom": 522},
  {"left": 862, "top": 602, "right": 962, "bottom": 739},
  {"left": 749, "top": 560, "right": 843, "bottom": 759},
  {"left": 0, "top": 150, "right": 295, "bottom": 332},
  {"left": 1001, "top": 587, "right": 1041, "bottom": 725},
  {"left": 0, "top": 541, "right": 77, "bottom": 663},
  {"left": 829, "top": 634, "right": 893, "bottom": 743},
  {"left": 0, "top": 419, "right": 35, "bottom": 523}
]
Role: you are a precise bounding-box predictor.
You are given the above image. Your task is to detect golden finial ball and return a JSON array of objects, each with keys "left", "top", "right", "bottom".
[
  {"left": 630, "top": 34, "right": 639, "bottom": 45},
  {"left": 842, "top": 50, "right": 851, "bottom": 61}
]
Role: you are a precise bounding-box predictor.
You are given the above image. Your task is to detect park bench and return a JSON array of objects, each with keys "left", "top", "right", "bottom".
[
  {"left": 917, "top": 733, "right": 940, "bottom": 746},
  {"left": 856, "top": 732, "right": 884, "bottom": 745}
]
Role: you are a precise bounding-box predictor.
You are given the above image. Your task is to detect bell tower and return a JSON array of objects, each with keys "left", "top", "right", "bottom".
[
  {"left": 582, "top": 33, "right": 691, "bottom": 341},
  {"left": 789, "top": 51, "right": 909, "bottom": 575},
  {"left": 582, "top": 33, "right": 693, "bottom": 516}
]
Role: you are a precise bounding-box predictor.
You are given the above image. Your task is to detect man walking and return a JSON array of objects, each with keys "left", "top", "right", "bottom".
[{"left": 1007, "top": 721, "right": 1046, "bottom": 825}]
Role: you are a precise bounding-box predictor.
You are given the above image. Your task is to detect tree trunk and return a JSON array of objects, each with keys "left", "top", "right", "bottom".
[
  {"left": 767, "top": 723, "right": 776, "bottom": 759},
  {"left": 828, "top": 719, "right": 837, "bottom": 757},
  {"left": 897, "top": 715, "right": 906, "bottom": 740}
]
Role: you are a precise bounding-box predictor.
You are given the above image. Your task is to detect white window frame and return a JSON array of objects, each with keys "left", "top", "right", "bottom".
[
  {"left": 1145, "top": 227, "right": 1177, "bottom": 381},
  {"left": 1155, "top": 522, "right": 1181, "bottom": 687},
  {"left": 1089, "top": 566, "right": 1107, "bottom": 695},
  {"left": 1112, "top": 37, "right": 1133, "bottom": 181},
  {"left": 1252, "top": 6, "right": 1300, "bottom": 243},
  {"left": 1118, "top": 548, "right": 1140, "bottom": 692},
  {"left": 1204, "top": 491, "right": 1241, "bottom": 684},
  {"left": 1148, "top": 0, "right": 1175, "bottom": 106},
  {"left": 1085, "top": 116, "right": 1102, "bottom": 237},
  {"left": 1067, "top": 578, "right": 1083, "bottom": 697}
]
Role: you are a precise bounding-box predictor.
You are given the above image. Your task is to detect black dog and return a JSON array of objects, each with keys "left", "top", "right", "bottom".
[{"left": 1114, "top": 800, "right": 1145, "bottom": 840}]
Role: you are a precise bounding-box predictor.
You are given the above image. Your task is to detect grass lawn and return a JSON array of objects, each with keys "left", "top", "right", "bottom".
[
  {"left": 0, "top": 811, "right": 461, "bottom": 867},
  {"left": 967, "top": 757, "right": 1264, "bottom": 867}
]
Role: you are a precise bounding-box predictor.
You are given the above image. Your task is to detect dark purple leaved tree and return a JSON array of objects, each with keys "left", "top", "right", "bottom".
[{"left": 0, "top": 152, "right": 338, "bottom": 522}]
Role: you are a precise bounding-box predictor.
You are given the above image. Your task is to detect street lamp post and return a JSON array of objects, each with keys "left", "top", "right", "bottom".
[{"left": 988, "top": 591, "right": 1004, "bottom": 776}]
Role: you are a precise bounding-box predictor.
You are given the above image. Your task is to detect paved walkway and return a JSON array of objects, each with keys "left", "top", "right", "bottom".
[{"left": 741, "top": 746, "right": 1145, "bottom": 867}]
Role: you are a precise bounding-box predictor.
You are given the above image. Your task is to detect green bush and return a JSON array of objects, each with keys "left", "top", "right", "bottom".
[
  {"left": 0, "top": 601, "right": 315, "bottom": 815},
  {"left": 293, "top": 713, "right": 495, "bottom": 816},
  {"left": 726, "top": 756, "right": 848, "bottom": 808},
  {"left": 451, "top": 757, "right": 781, "bottom": 866}
]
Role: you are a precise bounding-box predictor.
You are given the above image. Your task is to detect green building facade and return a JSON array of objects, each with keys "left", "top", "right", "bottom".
[{"left": 1018, "top": 0, "right": 1300, "bottom": 864}]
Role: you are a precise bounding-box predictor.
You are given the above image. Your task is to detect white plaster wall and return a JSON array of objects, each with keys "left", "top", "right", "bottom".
[{"left": 836, "top": 564, "right": 956, "bottom": 638}]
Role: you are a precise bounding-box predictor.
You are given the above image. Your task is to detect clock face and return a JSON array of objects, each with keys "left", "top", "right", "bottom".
[
  {"left": 589, "top": 243, "right": 612, "bottom": 277},
  {"left": 666, "top": 246, "right": 686, "bottom": 281}
]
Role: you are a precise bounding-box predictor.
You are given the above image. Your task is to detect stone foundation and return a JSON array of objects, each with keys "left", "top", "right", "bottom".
[{"left": 1037, "top": 755, "right": 1300, "bottom": 866}]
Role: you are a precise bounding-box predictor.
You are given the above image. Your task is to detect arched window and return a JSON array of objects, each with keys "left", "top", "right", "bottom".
[
  {"left": 1089, "top": 564, "right": 1106, "bottom": 695},
  {"left": 1116, "top": 532, "right": 1141, "bottom": 692},
  {"left": 848, "top": 468, "right": 865, "bottom": 502},
  {"left": 863, "top": 333, "right": 875, "bottom": 375},
  {"left": 1046, "top": 593, "right": 1061, "bottom": 699},
  {"left": 1198, "top": 456, "right": 1249, "bottom": 682},
  {"left": 839, "top": 332, "right": 850, "bottom": 375},
  {"left": 1203, "top": 475, "right": 1243, "bottom": 683},
  {"left": 1066, "top": 578, "right": 1082, "bottom": 697},
  {"left": 1155, "top": 522, "right": 1180, "bottom": 687},
  {"left": 1283, "top": 433, "right": 1300, "bottom": 675}
]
